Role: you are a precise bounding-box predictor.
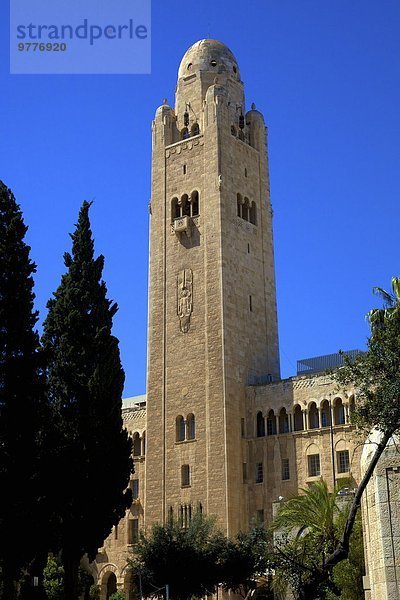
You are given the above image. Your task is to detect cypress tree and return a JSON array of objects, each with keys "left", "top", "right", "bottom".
[
  {"left": 0, "top": 181, "right": 45, "bottom": 598},
  {"left": 42, "top": 201, "right": 133, "bottom": 599}
]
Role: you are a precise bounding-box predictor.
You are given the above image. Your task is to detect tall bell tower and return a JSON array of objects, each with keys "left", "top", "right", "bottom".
[{"left": 145, "top": 39, "right": 280, "bottom": 535}]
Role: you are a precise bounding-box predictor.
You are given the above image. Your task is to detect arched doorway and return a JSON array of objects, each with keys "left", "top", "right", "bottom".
[
  {"left": 124, "top": 569, "right": 135, "bottom": 600},
  {"left": 101, "top": 571, "right": 118, "bottom": 600}
]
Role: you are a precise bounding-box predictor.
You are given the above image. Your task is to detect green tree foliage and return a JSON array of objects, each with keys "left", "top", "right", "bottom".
[
  {"left": 43, "top": 556, "right": 65, "bottom": 600},
  {"left": 89, "top": 584, "right": 100, "bottom": 600},
  {"left": 130, "top": 513, "right": 229, "bottom": 600},
  {"left": 271, "top": 481, "right": 364, "bottom": 600},
  {"left": 130, "top": 514, "right": 273, "bottom": 600},
  {"left": 42, "top": 556, "right": 97, "bottom": 600},
  {"left": 271, "top": 277, "right": 400, "bottom": 599},
  {"left": 328, "top": 277, "right": 400, "bottom": 577},
  {"left": 0, "top": 181, "right": 46, "bottom": 598},
  {"left": 42, "top": 201, "right": 133, "bottom": 599},
  {"left": 338, "top": 276, "right": 400, "bottom": 436},
  {"left": 327, "top": 513, "right": 364, "bottom": 600},
  {"left": 109, "top": 592, "right": 125, "bottom": 600},
  {"left": 220, "top": 526, "right": 271, "bottom": 598}
]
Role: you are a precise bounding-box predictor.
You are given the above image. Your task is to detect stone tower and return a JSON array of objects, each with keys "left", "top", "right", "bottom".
[{"left": 145, "top": 39, "right": 280, "bottom": 535}]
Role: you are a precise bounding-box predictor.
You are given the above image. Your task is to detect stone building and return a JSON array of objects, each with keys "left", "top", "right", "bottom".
[
  {"left": 93, "top": 39, "right": 367, "bottom": 598},
  {"left": 361, "top": 431, "right": 400, "bottom": 599}
]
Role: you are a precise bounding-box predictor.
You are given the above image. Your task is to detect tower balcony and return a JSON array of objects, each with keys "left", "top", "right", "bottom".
[{"left": 173, "top": 215, "right": 191, "bottom": 234}]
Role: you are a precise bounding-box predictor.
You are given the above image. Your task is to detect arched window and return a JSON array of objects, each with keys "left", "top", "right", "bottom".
[
  {"left": 237, "top": 193, "right": 243, "bottom": 218},
  {"left": 181, "top": 127, "right": 189, "bottom": 139},
  {"left": 242, "top": 198, "right": 249, "bottom": 221},
  {"left": 191, "top": 123, "right": 200, "bottom": 136},
  {"left": 133, "top": 432, "right": 141, "bottom": 457},
  {"left": 266, "top": 409, "right": 277, "bottom": 435},
  {"left": 172, "top": 197, "right": 180, "bottom": 220},
  {"left": 321, "top": 400, "right": 331, "bottom": 427},
  {"left": 293, "top": 405, "right": 303, "bottom": 431},
  {"left": 333, "top": 398, "right": 345, "bottom": 425},
  {"left": 191, "top": 191, "right": 199, "bottom": 217},
  {"left": 279, "top": 408, "right": 289, "bottom": 434},
  {"left": 250, "top": 201, "right": 257, "bottom": 225},
  {"left": 187, "top": 414, "right": 195, "bottom": 440},
  {"left": 308, "top": 402, "right": 319, "bottom": 429},
  {"left": 176, "top": 415, "right": 185, "bottom": 442},
  {"left": 256, "top": 411, "right": 265, "bottom": 437},
  {"left": 348, "top": 396, "right": 355, "bottom": 421},
  {"left": 181, "top": 194, "right": 190, "bottom": 217}
]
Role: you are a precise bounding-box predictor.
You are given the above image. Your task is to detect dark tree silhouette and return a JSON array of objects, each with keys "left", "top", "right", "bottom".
[
  {"left": 0, "top": 181, "right": 46, "bottom": 599},
  {"left": 42, "top": 201, "right": 133, "bottom": 599}
]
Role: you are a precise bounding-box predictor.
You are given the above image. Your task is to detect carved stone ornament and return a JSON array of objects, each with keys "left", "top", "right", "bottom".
[{"left": 177, "top": 269, "right": 193, "bottom": 333}]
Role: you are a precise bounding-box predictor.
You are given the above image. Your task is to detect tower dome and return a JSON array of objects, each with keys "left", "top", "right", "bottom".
[{"left": 178, "top": 39, "right": 240, "bottom": 81}]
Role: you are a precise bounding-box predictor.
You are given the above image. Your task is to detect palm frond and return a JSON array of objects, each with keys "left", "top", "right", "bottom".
[
  {"left": 372, "top": 286, "right": 394, "bottom": 307},
  {"left": 272, "top": 481, "right": 340, "bottom": 537},
  {"left": 391, "top": 277, "right": 400, "bottom": 302},
  {"left": 367, "top": 308, "right": 385, "bottom": 328}
]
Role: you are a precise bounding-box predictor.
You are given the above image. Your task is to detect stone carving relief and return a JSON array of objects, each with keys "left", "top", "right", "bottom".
[{"left": 177, "top": 269, "right": 193, "bottom": 333}]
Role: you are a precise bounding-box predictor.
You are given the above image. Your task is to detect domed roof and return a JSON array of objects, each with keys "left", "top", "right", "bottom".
[
  {"left": 155, "top": 99, "right": 173, "bottom": 118},
  {"left": 178, "top": 39, "right": 240, "bottom": 81}
]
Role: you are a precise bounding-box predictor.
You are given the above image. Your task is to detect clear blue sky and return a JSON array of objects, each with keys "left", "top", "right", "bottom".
[{"left": 1, "top": 1, "right": 399, "bottom": 395}]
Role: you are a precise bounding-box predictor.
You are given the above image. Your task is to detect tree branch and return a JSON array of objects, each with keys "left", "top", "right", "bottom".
[{"left": 324, "top": 428, "right": 393, "bottom": 570}]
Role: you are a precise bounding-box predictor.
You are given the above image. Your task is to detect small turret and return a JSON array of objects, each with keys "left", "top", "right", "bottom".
[
  {"left": 153, "top": 100, "right": 178, "bottom": 147},
  {"left": 246, "top": 102, "right": 267, "bottom": 151}
]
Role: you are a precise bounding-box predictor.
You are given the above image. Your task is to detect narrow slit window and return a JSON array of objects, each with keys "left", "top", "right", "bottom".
[
  {"left": 191, "top": 191, "right": 199, "bottom": 217},
  {"left": 186, "top": 413, "right": 196, "bottom": 440},
  {"left": 250, "top": 201, "right": 257, "bottom": 225},
  {"left": 129, "top": 519, "right": 139, "bottom": 544},
  {"left": 237, "top": 193, "right": 242, "bottom": 218},
  {"left": 181, "top": 194, "right": 190, "bottom": 217},
  {"left": 176, "top": 415, "right": 185, "bottom": 442},
  {"left": 181, "top": 464, "right": 190, "bottom": 487},
  {"left": 282, "top": 458, "right": 290, "bottom": 481},
  {"left": 256, "top": 462, "right": 263, "bottom": 483},
  {"left": 172, "top": 197, "right": 180, "bottom": 220},
  {"left": 131, "top": 479, "right": 139, "bottom": 500}
]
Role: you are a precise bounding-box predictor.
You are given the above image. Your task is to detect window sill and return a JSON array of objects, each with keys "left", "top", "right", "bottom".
[
  {"left": 306, "top": 475, "right": 321, "bottom": 482},
  {"left": 175, "top": 438, "right": 197, "bottom": 445},
  {"left": 133, "top": 455, "right": 145, "bottom": 462},
  {"left": 181, "top": 485, "right": 191, "bottom": 489}
]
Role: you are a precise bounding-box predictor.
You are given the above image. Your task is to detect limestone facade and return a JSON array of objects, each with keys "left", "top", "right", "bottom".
[
  {"left": 361, "top": 432, "right": 400, "bottom": 600},
  {"left": 92, "top": 40, "right": 366, "bottom": 598}
]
